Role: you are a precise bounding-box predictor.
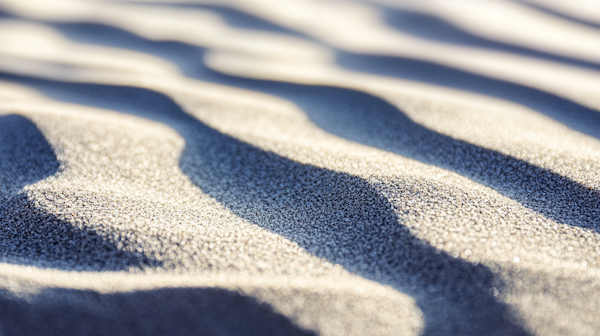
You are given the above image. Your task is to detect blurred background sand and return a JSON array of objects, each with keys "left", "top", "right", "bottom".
[{"left": 0, "top": 0, "right": 599, "bottom": 335}]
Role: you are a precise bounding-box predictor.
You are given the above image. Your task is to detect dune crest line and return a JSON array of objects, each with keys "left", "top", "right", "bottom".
[{"left": 0, "top": 1, "right": 600, "bottom": 335}]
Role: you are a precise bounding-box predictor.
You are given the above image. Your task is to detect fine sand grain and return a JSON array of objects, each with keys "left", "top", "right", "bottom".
[{"left": 0, "top": 1, "right": 599, "bottom": 335}]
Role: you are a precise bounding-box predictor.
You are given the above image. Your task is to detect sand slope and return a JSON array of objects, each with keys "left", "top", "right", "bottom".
[{"left": 0, "top": 0, "right": 599, "bottom": 335}]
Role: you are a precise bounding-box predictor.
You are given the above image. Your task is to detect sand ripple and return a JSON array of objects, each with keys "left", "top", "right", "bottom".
[{"left": 0, "top": 1, "right": 599, "bottom": 335}]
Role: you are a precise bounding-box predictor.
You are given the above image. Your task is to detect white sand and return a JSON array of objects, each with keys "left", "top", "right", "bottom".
[{"left": 0, "top": 0, "right": 599, "bottom": 335}]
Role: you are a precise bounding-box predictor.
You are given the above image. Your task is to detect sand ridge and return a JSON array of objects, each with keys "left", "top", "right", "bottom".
[{"left": 0, "top": 1, "right": 599, "bottom": 335}]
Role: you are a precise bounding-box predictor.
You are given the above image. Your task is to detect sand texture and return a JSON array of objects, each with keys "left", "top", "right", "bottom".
[{"left": 0, "top": 0, "right": 599, "bottom": 335}]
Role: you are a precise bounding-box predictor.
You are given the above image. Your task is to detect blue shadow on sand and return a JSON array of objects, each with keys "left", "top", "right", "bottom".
[
  {"left": 0, "top": 73, "right": 530, "bottom": 335},
  {"left": 0, "top": 286, "right": 315, "bottom": 336},
  {"left": 199, "top": 72, "right": 600, "bottom": 232},
  {"left": 4, "top": 0, "right": 600, "bottom": 139},
  {"left": 379, "top": 6, "right": 600, "bottom": 72},
  {"left": 513, "top": 0, "right": 600, "bottom": 32},
  {"left": 0, "top": 114, "right": 154, "bottom": 271},
  {"left": 48, "top": 18, "right": 600, "bottom": 142},
  {"left": 1, "top": 6, "right": 599, "bottom": 334},
  {"left": 337, "top": 51, "right": 600, "bottom": 141}
]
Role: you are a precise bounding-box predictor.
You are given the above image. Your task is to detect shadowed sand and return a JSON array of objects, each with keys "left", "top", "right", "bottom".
[
  {"left": 193, "top": 72, "right": 600, "bottom": 231},
  {"left": 0, "top": 286, "right": 316, "bottom": 336},
  {"left": 0, "top": 1, "right": 600, "bottom": 335},
  {"left": 0, "top": 114, "right": 153, "bottom": 271},
  {"left": 380, "top": 7, "right": 600, "bottom": 71},
  {"left": 49, "top": 20, "right": 600, "bottom": 142},
  {"left": 0, "top": 75, "right": 528, "bottom": 335}
]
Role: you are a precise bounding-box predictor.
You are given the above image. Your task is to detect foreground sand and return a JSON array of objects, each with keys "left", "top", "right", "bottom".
[{"left": 0, "top": 0, "right": 599, "bottom": 335}]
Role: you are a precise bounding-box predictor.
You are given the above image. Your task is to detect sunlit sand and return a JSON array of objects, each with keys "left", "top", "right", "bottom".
[{"left": 0, "top": 0, "right": 599, "bottom": 335}]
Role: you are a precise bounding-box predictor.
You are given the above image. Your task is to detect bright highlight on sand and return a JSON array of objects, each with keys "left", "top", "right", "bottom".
[{"left": 0, "top": 0, "right": 599, "bottom": 335}]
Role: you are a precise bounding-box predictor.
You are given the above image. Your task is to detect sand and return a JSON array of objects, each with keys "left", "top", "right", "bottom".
[{"left": 0, "top": 0, "right": 599, "bottom": 335}]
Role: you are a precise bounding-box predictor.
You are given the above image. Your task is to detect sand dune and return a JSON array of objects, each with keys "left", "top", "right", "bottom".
[{"left": 0, "top": 1, "right": 599, "bottom": 335}]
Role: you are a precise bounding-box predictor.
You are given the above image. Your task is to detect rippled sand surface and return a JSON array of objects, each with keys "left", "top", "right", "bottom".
[{"left": 0, "top": 0, "right": 599, "bottom": 335}]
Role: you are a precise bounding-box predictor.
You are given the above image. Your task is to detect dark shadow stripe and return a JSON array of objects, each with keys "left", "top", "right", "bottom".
[
  {"left": 52, "top": 23, "right": 207, "bottom": 79},
  {"left": 514, "top": 0, "right": 600, "bottom": 32},
  {"left": 194, "top": 71, "right": 600, "bottom": 231},
  {"left": 0, "top": 114, "right": 155, "bottom": 271},
  {"left": 379, "top": 6, "right": 600, "bottom": 72},
  {"left": 41, "top": 19, "right": 600, "bottom": 141},
  {"left": 337, "top": 51, "right": 600, "bottom": 140},
  {"left": 146, "top": 2, "right": 312, "bottom": 39},
  {"left": 0, "top": 74, "right": 529, "bottom": 335},
  {"left": 3, "top": 1, "right": 600, "bottom": 141},
  {"left": 0, "top": 114, "right": 60, "bottom": 194},
  {"left": 0, "top": 286, "right": 316, "bottom": 336},
  {"left": 5, "top": 19, "right": 598, "bottom": 232}
]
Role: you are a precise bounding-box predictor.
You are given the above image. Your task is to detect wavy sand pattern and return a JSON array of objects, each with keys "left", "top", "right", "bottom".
[{"left": 0, "top": 0, "right": 599, "bottom": 335}]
